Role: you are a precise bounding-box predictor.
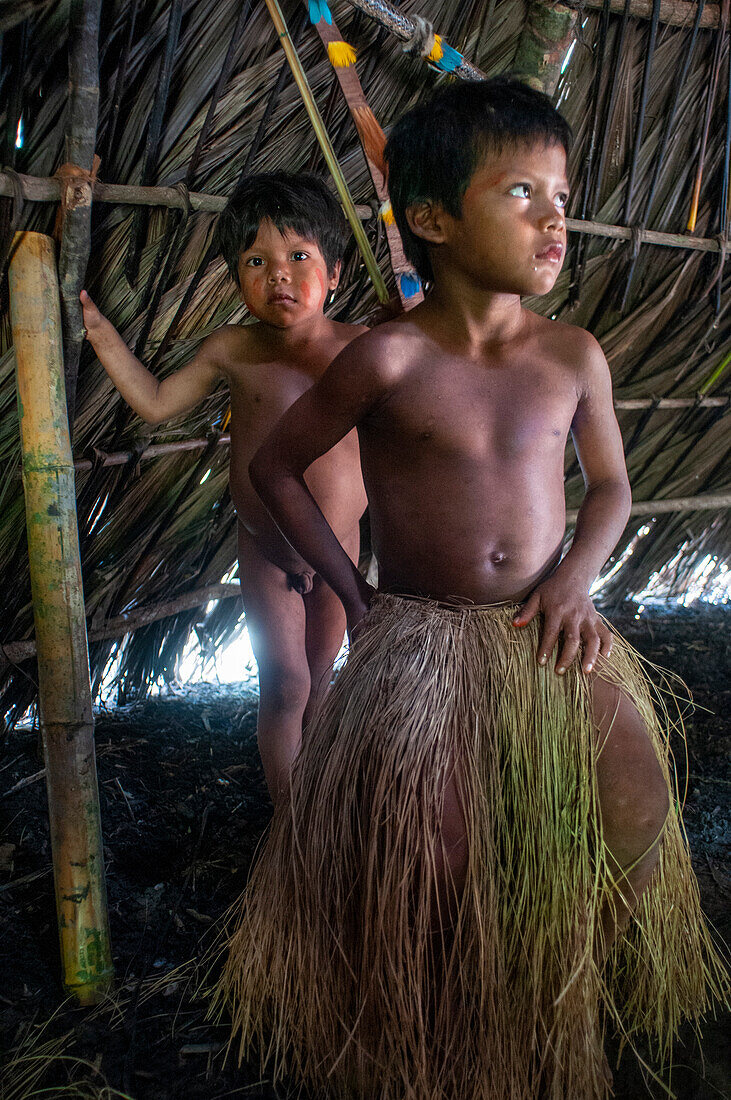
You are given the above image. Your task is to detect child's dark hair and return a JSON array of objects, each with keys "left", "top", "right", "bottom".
[
  {"left": 385, "top": 76, "right": 573, "bottom": 283},
  {"left": 215, "top": 172, "right": 350, "bottom": 285}
]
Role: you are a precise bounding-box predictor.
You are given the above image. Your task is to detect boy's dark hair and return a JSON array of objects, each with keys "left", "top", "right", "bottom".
[
  {"left": 215, "top": 172, "right": 350, "bottom": 285},
  {"left": 384, "top": 76, "right": 573, "bottom": 283}
]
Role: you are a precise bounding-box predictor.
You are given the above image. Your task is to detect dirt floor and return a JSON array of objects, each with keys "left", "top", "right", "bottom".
[{"left": 1, "top": 603, "right": 729, "bottom": 1099}]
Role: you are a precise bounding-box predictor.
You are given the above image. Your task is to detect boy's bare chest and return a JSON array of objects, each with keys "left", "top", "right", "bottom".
[
  {"left": 372, "top": 358, "right": 578, "bottom": 461},
  {"left": 225, "top": 355, "right": 329, "bottom": 420}
]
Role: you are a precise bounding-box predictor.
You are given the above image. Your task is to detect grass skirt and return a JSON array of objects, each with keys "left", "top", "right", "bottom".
[{"left": 213, "top": 594, "right": 728, "bottom": 1099}]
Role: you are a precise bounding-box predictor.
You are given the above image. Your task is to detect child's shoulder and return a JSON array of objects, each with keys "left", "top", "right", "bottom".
[
  {"left": 201, "top": 322, "right": 252, "bottom": 353},
  {"left": 332, "top": 320, "right": 369, "bottom": 338},
  {"left": 328, "top": 319, "right": 370, "bottom": 350},
  {"left": 197, "top": 322, "right": 257, "bottom": 371},
  {"left": 525, "top": 310, "right": 607, "bottom": 373},
  {"left": 334, "top": 314, "right": 425, "bottom": 378}
]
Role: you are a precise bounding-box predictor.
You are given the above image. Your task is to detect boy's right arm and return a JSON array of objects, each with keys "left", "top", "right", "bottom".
[
  {"left": 81, "top": 290, "right": 223, "bottom": 425},
  {"left": 250, "top": 330, "right": 396, "bottom": 636}
]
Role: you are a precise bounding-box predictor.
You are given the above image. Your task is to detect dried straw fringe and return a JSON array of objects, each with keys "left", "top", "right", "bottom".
[{"left": 210, "top": 595, "right": 728, "bottom": 1099}]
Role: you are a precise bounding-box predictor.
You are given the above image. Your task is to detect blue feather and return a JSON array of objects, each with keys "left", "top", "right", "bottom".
[
  {"left": 435, "top": 42, "right": 462, "bottom": 72},
  {"left": 308, "top": 0, "right": 332, "bottom": 25},
  {"left": 399, "top": 271, "right": 422, "bottom": 299}
]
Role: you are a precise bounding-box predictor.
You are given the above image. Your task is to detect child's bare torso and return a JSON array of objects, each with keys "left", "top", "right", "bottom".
[
  {"left": 218, "top": 322, "right": 366, "bottom": 573},
  {"left": 359, "top": 308, "right": 583, "bottom": 604}
]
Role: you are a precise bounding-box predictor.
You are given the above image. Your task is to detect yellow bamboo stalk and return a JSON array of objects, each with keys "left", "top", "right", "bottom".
[
  {"left": 8, "top": 231, "right": 113, "bottom": 1005},
  {"left": 262, "top": 0, "right": 390, "bottom": 305}
]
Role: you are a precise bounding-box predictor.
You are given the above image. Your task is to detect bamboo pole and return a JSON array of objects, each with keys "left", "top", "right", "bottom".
[
  {"left": 8, "top": 231, "right": 113, "bottom": 1005},
  {"left": 2, "top": 171, "right": 725, "bottom": 254},
  {"left": 262, "top": 0, "right": 390, "bottom": 305},
  {"left": 1, "top": 583, "right": 241, "bottom": 667}
]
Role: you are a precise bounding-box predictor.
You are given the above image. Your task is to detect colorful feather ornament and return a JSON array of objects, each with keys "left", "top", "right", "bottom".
[
  {"left": 399, "top": 270, "right": 422, "bottom": 298},
  {"left": 352, "top": 105, "right": 387, "bottom": 176},
  {"left": 308, "top": 0, "right": 332, "bottom": 26},
  {"left": 428, "top": 35, "right": 462, "bottom": 73},
  {"left": 379, "top": 201, "right": 395, "bottom": 226},
  {"left": 327, "top": 40, "right": 357, "bottom": 68}
]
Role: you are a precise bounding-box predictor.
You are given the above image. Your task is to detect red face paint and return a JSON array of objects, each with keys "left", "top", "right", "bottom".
[
  {"left": 299, "top": 278, "right": 314, "bottom": 308},
  {"left": 242, "top": 271, "right": 268, "bottom": 316}
]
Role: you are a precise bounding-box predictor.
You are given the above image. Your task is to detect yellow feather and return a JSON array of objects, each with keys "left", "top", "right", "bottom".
[
  {"left": 327, "top": 40, "right": 357, "bottom": 68},
  {"left": 428, "top": 35, "right": 444, "bottom": 63},
  {"left": 379, "top": 201, "right": 395, "bottom": 226}
]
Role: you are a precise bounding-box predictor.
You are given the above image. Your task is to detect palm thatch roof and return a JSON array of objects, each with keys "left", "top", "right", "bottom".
[{"left": 0, "top": 0, "right": 729, "bottom": 722}]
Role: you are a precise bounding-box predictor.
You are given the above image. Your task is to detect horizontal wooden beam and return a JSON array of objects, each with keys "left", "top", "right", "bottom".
[
  {"left": 614, "top": 396, "right": 728, "bottom": 408},
  {"left": 563, "top": 214, "right": 723, "bottom": 253},
  {"left": 0, "top": 171, "right": 726, "bottom": 254},
  {"left": 73, "top": 435, "right": 231, "bottom": 471},
  {"left": 0, "top": 171, "right": 372, "bottom": 219},
  {"left": 0, "top": 582, "right": 241, "bottom": 666},
  {"left": 566, "top": 491, "right": 731, "bottom": 523},
  {"left": 564, "top": 0, "right": 719, "bottom": 28}
]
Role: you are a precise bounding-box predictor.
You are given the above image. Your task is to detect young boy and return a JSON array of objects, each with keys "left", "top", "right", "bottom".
[
  {"left": 81, "top": 173, "right": 367, "bottom": 802},
  {"left": 217, "top": 83, "right": 727, "bottom": 1097}
]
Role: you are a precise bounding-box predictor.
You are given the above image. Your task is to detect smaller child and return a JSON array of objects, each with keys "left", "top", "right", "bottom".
[{"left": 81, "top": 172, "right": 367, "bottom": 801}]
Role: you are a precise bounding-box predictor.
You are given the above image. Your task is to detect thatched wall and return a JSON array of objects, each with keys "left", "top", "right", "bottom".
[{"left": 0, "top": 0, "right": 729, "bottom": 720}]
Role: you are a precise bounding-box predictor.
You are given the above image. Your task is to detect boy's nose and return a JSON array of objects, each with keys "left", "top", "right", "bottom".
[
  {"left": 539, "top": 203, "right": 565, "bottom": 231},
  {"left": 268, "top": 266, "right": 291, "bottom": 283}
]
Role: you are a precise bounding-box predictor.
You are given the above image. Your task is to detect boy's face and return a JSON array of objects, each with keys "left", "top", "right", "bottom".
[
  {"left": 409, "top": 140, "right": 569, "bottom": 297},
  {"left": 237, "top": 219, "right": 340, "bottom": 327}
]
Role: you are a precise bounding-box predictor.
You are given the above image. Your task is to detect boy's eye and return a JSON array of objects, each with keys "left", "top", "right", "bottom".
[
  {"left": 555, "top": 193, "right": 569, "bottom": 209},
  {"left": 246, "top": 257, "right": 264, "bottom": 267},
  {"left": 291, "top": 250, "right": 309, "bottom": 261},
  {"left": 508, "top": 183, "right": 531, "bottom": 199}
]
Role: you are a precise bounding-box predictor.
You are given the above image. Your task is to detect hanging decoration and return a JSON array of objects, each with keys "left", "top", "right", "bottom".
[
  {"left": 305, "top": 1, "right": 423, "bottom": 306},
  {"left": 263, "top": 0, "right": 390, "bottom": 304},
  {"left": 342, "top": 0, "right": 486, "bottom": 80},
  {"left": 402, "top": 16, "right": 464, "bottom": 73}
]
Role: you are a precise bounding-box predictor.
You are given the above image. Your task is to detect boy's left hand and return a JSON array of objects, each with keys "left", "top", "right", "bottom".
[{"left": 513, "top": 573, "right": 613, "bottom": 675}]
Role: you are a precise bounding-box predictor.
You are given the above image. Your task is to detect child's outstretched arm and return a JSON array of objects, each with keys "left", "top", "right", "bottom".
[
  {"left": 81, "top": 290, "right": 223, "bottom": 425},
  {"left": 514, "top": 331, "right": 631, "bottom": 675},
  {"left": 250, "top": 331, "right": 392, "bottom": 637}
]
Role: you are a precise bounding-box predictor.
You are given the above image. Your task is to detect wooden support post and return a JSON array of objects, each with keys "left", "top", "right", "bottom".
[
  {"left": 513, "top": 0, "right": 578, "bottom": 97},
  {"left": 8, "top": 231, "right": 113, "bottom": 1005},
  {"left": 565, "top": 0, "right": 719, "bottom": 28},
  {"left": 58, "top": 0, "right": 102, "bottom": 433}
]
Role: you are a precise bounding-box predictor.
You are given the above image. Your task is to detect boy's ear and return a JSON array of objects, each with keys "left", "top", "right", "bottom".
[
  {"left": 405, "top": 200, "right": 449, "bottom": 245},
  {"left": 328, "top": 259, "right": 342, "bottom": 291}
]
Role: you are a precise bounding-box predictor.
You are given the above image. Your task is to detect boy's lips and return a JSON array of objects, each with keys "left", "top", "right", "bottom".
[
  {"left": 534, "top": 242, "right": 564, "bottom": 263},
  {"left": 269, "top": 292, "right": 297, "bottom": 304}
]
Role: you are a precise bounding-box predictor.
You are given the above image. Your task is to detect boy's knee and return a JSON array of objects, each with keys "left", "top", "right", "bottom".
[
  {"left": 602, "top": 760, "right": 669, "bottom": 863},
  {"left": 259, "top": 664, "right": 311, "bottom": 719}
]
